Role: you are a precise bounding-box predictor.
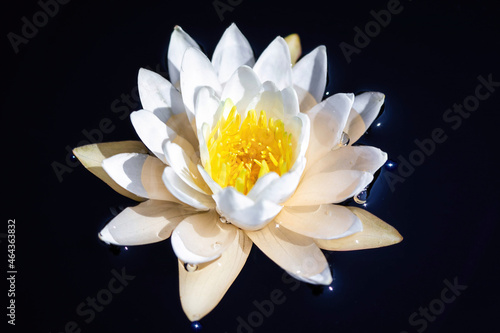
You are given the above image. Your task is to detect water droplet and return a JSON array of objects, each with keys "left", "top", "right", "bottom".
[
  {"left": 211, "top": 242, "right": 221, "bottom": 250},
  {"left": 184, "top": 263, "right": 198, "bottom": 272},
  {"left": 191, "top": 321, "right": 202, "bottom": 332},
  {"left": 339, "top": 132, "right": 350, "bottom": 147},
  {"left": 354, "top": 189, "right": 367, "bottom": 204},
  {"left": 219, "top": 216, "right": 228, "bottom": 224},
  {"left": 384, "top": 159, "right": 397, "bottom": 171}
]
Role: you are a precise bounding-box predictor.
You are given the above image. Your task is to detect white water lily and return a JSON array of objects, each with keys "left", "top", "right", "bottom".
[{"left": 73, "top": 23, "right": 402, "bottom": 321}]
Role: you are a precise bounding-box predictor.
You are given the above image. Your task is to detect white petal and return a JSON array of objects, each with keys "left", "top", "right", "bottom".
[
  {"left": 220, "top": 66, "right": 261, "bottom": 113},
  {"left": 98, "top": 200, "right": 197, "bottom": 246},
  {"left": 285, "top": 112, "right": 310, "bottom": 161},
  {"left": 163, "top": 141, "right": 210, "bottom": 194},
  {"left": 281, "top": 86, "right": 300, "bottom": 117},
  {"left": 276, "top": 204, "right": 362, "bottom": 239},
  {"left": 213, "top": 187, "right": 282, "bottom": 230},
  {"left": 167, "top": 26, "right": 200, "bottom": 87},
  {"left": 162, "top": 167, "right": 214, "bottom": 210},
  {"left": 285, "top": 170, "right": 374, "bottom": 206},
  {"left": 346, "top": 92, "right": 385, "bottom": 144},
  {"left": 171, "top": 210, "right": 237, "bottom": 264},
  {"left": 178, "top": 229, "right": 252, "bottom": 321},
  {"left": 247, "top": 157, "right": 306, "bottom": 204},
  {"left": 304, "top": 146, "right": 388, "bottom": 179},
  {"left": 194, "top": 86, "right": 222, "bottom": 136},
  {"left": 180, "top": 47, "right": 222, "bottom": 124},
  {"left": 102, "top": 153, "right": 178, "bottom": 201},
  {"left": 130, "top": 110, "right": 174, "bottom": 163},
  {"left": 253, "top": 37, "right": 293, "bottom": 90},
  {"left": 212, "top": 23, "right": 255, "bottom": 84},
  {"left": 198, "top": 165, "right": 223, "bottom": 195},
  {"left": 137, "top": 68, "right": 185, "bottom": 122},
  {"left": 245, "top": 81, "right": 284, "bottom": 120},
  {"left": 293, "top": 46, "right": 327, "bottom": 112},
  {"left": 246, "top": 222, "right": 329, "bottom": 278},
  {"left": 305, "top": 93, "right": 354, "bottom": 167},
  {"left": 286, "top": 265, "right": 332, "bottom": 285}
]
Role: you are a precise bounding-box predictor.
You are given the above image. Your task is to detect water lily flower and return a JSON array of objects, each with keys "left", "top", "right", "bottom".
[{"left": 73, "top": 23, "right": 402, "bottom": 322}]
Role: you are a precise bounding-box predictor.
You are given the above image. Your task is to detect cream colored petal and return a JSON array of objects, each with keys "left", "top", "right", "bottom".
[
  {"left": 72, "top": 141, "right": 148, "bottom": 201},
  {"left": 276, "top": 204, "right": 361, "bottom": 240},
  {"left": 286, "top": 265, "right": 332, "bottom": 285},
  {"left": 141, "top": 155, "right": 183, "bottom": 203},
  {"left": 246, "top": 222, "right": 329, "bottom": 278},
  {"left": 285, "top": 170, "right": 373, "bottom": 206},
  {"left": 178, "top": 229, "right": 252, "bottom": 321},
  {"left": 171, "top": 210, "right": 237, "bottom": 263},
  {"left": 284, "top": 33, "right": 301, "bottom": 66},
  {"left": 245, "top": 81, "right": 284, "bottom": 120},
  {"left": 315, "top": 206, "right": 403, "bottom": 251},
  {"left": 98, "top": 200, "right": 198, "bottom": 246}
]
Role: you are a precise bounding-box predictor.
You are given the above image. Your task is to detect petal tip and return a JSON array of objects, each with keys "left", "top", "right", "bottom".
[{"left": 98, "top": 227, "right": 118, "bottom": 245}]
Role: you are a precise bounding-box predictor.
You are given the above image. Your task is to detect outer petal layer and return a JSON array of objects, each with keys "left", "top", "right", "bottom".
[
  {"left": 345, "top": 92, "right": 385, "bottom": 144},
  {"left": 98, "top": 200, "right": 197, "bottom": 245},
  {"left": 246, "top": 223, "right": 331, "bottom": 282},
  {"left": 315, "top": 206, "right": 403, "bottom": 250},
  {"left": 178, "top": 229, "right": 252, "bottom": 321}
]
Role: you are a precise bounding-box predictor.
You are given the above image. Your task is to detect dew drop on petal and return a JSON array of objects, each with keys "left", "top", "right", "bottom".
[
  {"left": 211, "top": 242, "right": 221, "bottom": 250},
  {"left": 184, "top": 263, "right": 198, "bottom": 272},
  {"left": 354, "top": 188, "right": 367, "bottom": 204},
  {"left": 219, "top": 216, "right": 228, "bottom": 224},
  {"left": 339, "top": 132, "right": 350, "bottom": 147}
]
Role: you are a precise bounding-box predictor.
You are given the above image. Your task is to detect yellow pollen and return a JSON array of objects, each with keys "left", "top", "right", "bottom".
[{"left": 206, "top": 103, "right": 295, "bottom": 194}]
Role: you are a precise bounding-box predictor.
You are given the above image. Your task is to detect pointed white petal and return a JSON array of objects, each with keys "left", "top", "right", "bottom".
[
  {"left": 212, "top": 23, "right": 255, "bottom": 84},
  {"left": 286, "top": 266, "right": 332, "bottom": 285},
  {"left": 171, "top": 210, "right": 237, "bottom": 264},
  {"left": 130, "top": 110, "right": 174, "bottom": 163},
  {"left": 315, "top": 206, "right": 403, "bottom": 251},
  {"left": 276, "top": 204, "right": 362, "bottom": 239},
  {"left": 293, "top": 45, "right": 327, "bottom": 112},
  {"left": 180, "top": 47, "right": 222, "bottom": 124},
  {"left": 168, "top": 26, "right": 201, "bottom": 87},
  {"left": 98, "top": 200, "right": 197, "bottom": 245},
  {"left": 162, "top": 167, "right": 214, "bottom": 210},
  {"left": 285, "top": 170, "right": 373, "bottom": 206},
  {"left": 305, "top": 93, "right": 354, "bottom": 167},
  {"left": 178, "top": 229, "right": 252, "bottom": 321},
  {"left": 346, "top": 92, "right": 385, "bottom": 144},
  {"left": 253, "top": 37, "right": 293, "bottom": 90},
  {"left": 304, "top": 146, "right": 388, "bottom": 179},
  {"left": 212, "top": 187, "right": 283, "bottom": 230},
  {"left": 194, "top": 86, "right": 222, "bottom": 136},
  {"left": 137, "top": 68, "right": 185, "bottom": 122},
  {"left": 246, "top": 222, "right": 329, "bottom": 278},
  {"left": 220, "top": 65, "right": 261, "bottom": 113}
]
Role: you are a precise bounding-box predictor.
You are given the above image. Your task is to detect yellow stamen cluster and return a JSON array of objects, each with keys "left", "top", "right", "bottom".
[{"left": 206, "top": 104, "right": 294, "bottom": 195}]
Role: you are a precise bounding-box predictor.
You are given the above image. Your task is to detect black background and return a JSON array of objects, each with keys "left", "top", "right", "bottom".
[{"left": 3, "top": 0, "right": 500, "bottom": 332}]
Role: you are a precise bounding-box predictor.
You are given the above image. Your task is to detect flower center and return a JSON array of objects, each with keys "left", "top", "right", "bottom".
[{"left": 206, "top": 104, "right": 294, "bottom": 195}]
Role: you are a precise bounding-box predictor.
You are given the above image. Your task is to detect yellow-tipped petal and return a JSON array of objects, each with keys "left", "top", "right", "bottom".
[
  {"left": 284, "top": 33, "right": 302, "bottom": 66},
  {"left": 72, "top": 141, "right": 148, "bottom": 201},
  {"left": 314, "top": 206, "right": 403, "bottom": 251},
  {"left": 178, "top": 229, "right": 252, "bottom": 322}
]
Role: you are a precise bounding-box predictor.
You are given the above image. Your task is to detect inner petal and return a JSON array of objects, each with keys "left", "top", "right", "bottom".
[{"left": 206, "top": 100, "right": 296, "bottom": 195}]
